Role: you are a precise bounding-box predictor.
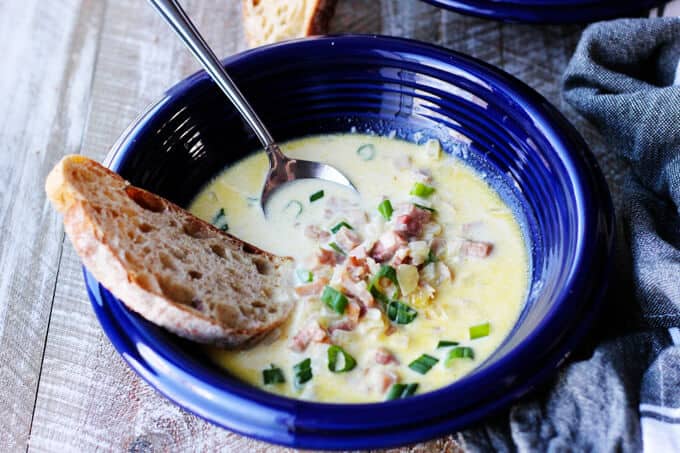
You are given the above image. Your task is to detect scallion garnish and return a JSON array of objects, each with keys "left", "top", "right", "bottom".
[
  {"left": 320, "top": 286, "right": 348, "bottom": 314},
  {"left": 470, "top": 322, "right": 491, "bottom": 339},
  {"left": 408, "top": 354, "right": 439, "bottom": 374},
  {"left": 328, "top": 242, "right": 346, "bottom": 256},
  {"left": 436, "top": 340, "right": 459, "bottom": 349},
  {"left": 262, "top": 364, "right": 285, "bottom": 385},
  {"left": 330, "top": 221, "right": 353, "bottom": 234},
  {"left": 310, "top": 190, "right": 324, "bottom": 202},
  {"left": 385, "top": 383, "right": 419, "bottom": 400},
  {"left": 378, "top": 199, "right": 393, "bottom": 220},
  {"left": 284, "top": 200, "right": 303, "bottom": 218},
  {"left": 410, "top": 182, "right": 435, "bottom": 198},
  {"left": 374, "top": 265, "right": 398, "bottom": 287},
  {"left": 386, "top": 300, "right": 418, "bottom": 324},
  {"left": 445, "top": 347, "right": 475, "bottom": 366},
  {"left": 423, "top": 249, "right": 438, "bottom": 266},
  {"left": 296, "top": 269, "right": 313, "bottom": 283},
  {"left": 293, "top": 358, "right": 312, "bottom": 388},
  {"left": 211, "top": 208, "right": 229, "bottom": 231},
  {"left": 327, "top": 345, "right": 357, "bottom": 373},
  {"left": 368, "top": 265, "right": 399, "bottom": 304},
  {"left": 414, "top": 203, "right": 436, "bottom": 213},
  {"left": 356, "top": 143, "right": 376, "bottom": 161}
]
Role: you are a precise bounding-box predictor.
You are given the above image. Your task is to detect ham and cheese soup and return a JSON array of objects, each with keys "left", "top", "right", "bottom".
[{"left": 189, "top": 133, "right": 528, "bottom": 403}]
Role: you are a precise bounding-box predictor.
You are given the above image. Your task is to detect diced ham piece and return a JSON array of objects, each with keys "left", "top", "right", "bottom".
[
  {"left": 394, "top": 205, "right": 432, "bottom": 239},
  {"left": 290, "top": 321, "right": 328, "bottom": 352},
  {"left": 390, "top": 246, "right": 411, "bottom": 266},
  {"left": 294, "top": 277, "right": 329, "bottom": 297},
  {"left": 328, "top": 300, "right": 363, "bottom": 335},
  {"left": 370, "top": 231, "right": 407, "bottom": 262},
  {"left": 346, "top": 255, "right": 369, "bottom": 281},
  {"left": 335, "top": 227, "right": 361, "bottom": 251},
  {"left": 328, "top": 318, "right": 357, "bottom": 334},
  {"left": 461, "top": 240, "right": 493, "bottom": 258},
  {"left": 375, "top": 347, "right": 399, "bottom": 365},
  {"left": 305, "top": 224, "right": 330, "bottom": 242},
  {"left": 316, "top": 248, "right": 336, "bottom": 266},
  {"left": 378, "top": 371, "right": 398, "bottom": 393},
  {"left": 349, "top": 245, "right": 367, "bottom": 260},
  {"left": 341, "top": 274, "right": 375, "bottom": 307}
]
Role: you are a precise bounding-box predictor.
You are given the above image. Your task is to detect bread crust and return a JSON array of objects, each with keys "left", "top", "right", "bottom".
[
  {"left": 46, "top": 155, "right": 295, "bottom": 348},
  {"left": 242, "top": 0, "right": 338, "bottom": 48}
]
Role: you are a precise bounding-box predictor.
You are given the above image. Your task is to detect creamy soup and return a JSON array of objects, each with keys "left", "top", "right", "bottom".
[{"left": 189, "top": 133, "right": 528, "bottom": 403}]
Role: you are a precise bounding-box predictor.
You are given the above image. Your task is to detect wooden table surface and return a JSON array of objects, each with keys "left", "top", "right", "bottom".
[{"left": 2, "top": 0, "right": 655, "bottom": 451}]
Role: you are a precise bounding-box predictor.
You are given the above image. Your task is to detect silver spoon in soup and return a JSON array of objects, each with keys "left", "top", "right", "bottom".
[{"left": 146, "top": 0, "right": 355, "bottom": 213}]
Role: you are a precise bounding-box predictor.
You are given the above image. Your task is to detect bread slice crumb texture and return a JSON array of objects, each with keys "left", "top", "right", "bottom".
[{"left": 45, "top": 155, "right": 295, "bottom": 348}]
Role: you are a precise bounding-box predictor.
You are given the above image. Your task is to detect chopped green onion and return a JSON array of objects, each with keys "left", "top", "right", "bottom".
[
  {"left": 414, "top": 203, "right": 436, "bottom": 213},
  {"left": 211, "top": 208, "right": 229, "bottom": 231},
  {"left": 368, "top": 265, "right": 399, "bottom": 304},
  {"left": 310, "top": 190, "right": 324, "bottom": 202},
  {"left": 378, "top": 199, "right": 393, "bottom": 220},
  {"left": 374, "top": 265, "right": 398, "bottom": 287},
  {"left": 446, "top": 347, "right": 475, "bottom": 366},
  {"left": 386, "top": 300, "right": 418, "bottom": 324},
  {"left": 330, "top": 221, "right": 353, "bottom": 234},
  {"left": 470, "top": 322, "right": 491, "bottom": 339},
  {"left": 385, "top": 383, "right": 419, "bottom": 400},
  {"left": 283, "top": 200, "right": 303, "bottom": 218},
  {"left": 369, "top": 285, "right": 389, "bottom": 305},
  {"left": 262, "top": 364, "right": 285, "bottom": 385},
  {"left": 328, "top": 242, "right": 346, "bottom": 256},
  {"left": 436, "top": 340, "right": 460, "bottom": 349},
  {"left": 356, "top": 143, "right": 376, "bottom": 161},
  {"left": 296, "top": 269, "right": 313, "bottom": 283},
  {"left": 327, "top": 345, "right": 357, "bottom": 373},
  {"left": 320, "top": 286, "right": 348, "bottom": 314},
  {"left": 424, "top": 249, "right": 438, "bottom": 266},
  {"left": 408, "top": 354, "right": 439, "bottom": 374},
  {"left": 293, "top": 358, "right": 312, "bottom": 388},
  {"left": 410, "top": 182, "right": 435, "bottom": 198}
]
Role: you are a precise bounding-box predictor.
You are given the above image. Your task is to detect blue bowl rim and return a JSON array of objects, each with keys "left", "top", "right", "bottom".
[
  {"left": 418, "top": 0, "right": 667, "bottom": 23},
  {"left": 89, "top": 34, "right": 615, "bottom": 449}
]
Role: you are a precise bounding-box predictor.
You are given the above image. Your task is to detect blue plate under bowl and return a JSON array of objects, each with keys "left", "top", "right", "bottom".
[
  {"left": 419, "top": 0, "right": 666, "bottom": 23},
  {"left": 88, "top": 35, "right": 613, "bottom": 450}
]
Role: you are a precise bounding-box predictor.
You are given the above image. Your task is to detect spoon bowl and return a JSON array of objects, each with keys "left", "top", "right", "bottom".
[
  {"left": 147, "top": 0, "right": 355, "bottom": 213},
  {"left": 259, "top": 144, "right": 355, "bottom": 211}
]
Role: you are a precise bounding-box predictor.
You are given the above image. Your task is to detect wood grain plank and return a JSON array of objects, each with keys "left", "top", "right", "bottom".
[
  {"left": 0, "top": 0, "right": 105, "bottom": 450},
  {"left": 28, "top": 1, "right": 283, "bottom": 451}
]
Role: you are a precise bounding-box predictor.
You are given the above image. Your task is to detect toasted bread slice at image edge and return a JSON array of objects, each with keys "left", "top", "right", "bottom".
[
  {"left": 242, "top": 0, "right": 338, "bottom": 47},
  {"left": 45, "top": 155, "right": 295, "bottom": 348}
]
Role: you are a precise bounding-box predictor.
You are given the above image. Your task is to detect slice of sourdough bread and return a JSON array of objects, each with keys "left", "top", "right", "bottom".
[
  {"left": 242, "top": 0, "right": 338, "bottom": 47},
  {"left": 46, "top": 155, "right": 295, "bottom": 348}
]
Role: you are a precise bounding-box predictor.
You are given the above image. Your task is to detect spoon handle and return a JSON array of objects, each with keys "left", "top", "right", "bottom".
[{"left": 147, "top": 0, "right": 279, "bottom": 152}]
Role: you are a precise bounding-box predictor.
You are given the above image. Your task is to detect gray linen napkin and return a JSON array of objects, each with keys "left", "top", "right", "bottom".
[{"left": 459, "top": 18, "right": 680, "bottom": 452}]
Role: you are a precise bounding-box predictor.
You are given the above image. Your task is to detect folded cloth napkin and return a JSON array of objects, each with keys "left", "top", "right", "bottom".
[{"left": 459, "top": 18, "right": 680, "bottom": 452}]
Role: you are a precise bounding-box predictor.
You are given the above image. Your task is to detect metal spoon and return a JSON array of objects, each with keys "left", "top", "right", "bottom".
[{"left": 147, "top": 0, "right": 355, "bottom": 213}]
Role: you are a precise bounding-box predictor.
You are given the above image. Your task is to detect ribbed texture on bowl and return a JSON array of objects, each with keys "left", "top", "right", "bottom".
[
  {"left": 93, "top": 36, "right": 613, "bottom": 449},
  {"left": 419, "top": 0, "right": 666, "bottom": 23}
]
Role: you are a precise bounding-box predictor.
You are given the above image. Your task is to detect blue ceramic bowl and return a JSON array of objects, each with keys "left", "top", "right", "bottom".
[
  {"left": 419, "top": 0, "right": 666, "bottom": 23},
  {"left": 89, "top": 35, "right": 613, "bottom": 449}
]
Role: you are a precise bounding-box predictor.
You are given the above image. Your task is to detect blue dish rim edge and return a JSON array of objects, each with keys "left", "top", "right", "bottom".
[
  {"left": 418, "top": 0, "right": 667, "bottom": 23},
  {"left": 86, "top": 34, "right": 616, "bottom": 449}
]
